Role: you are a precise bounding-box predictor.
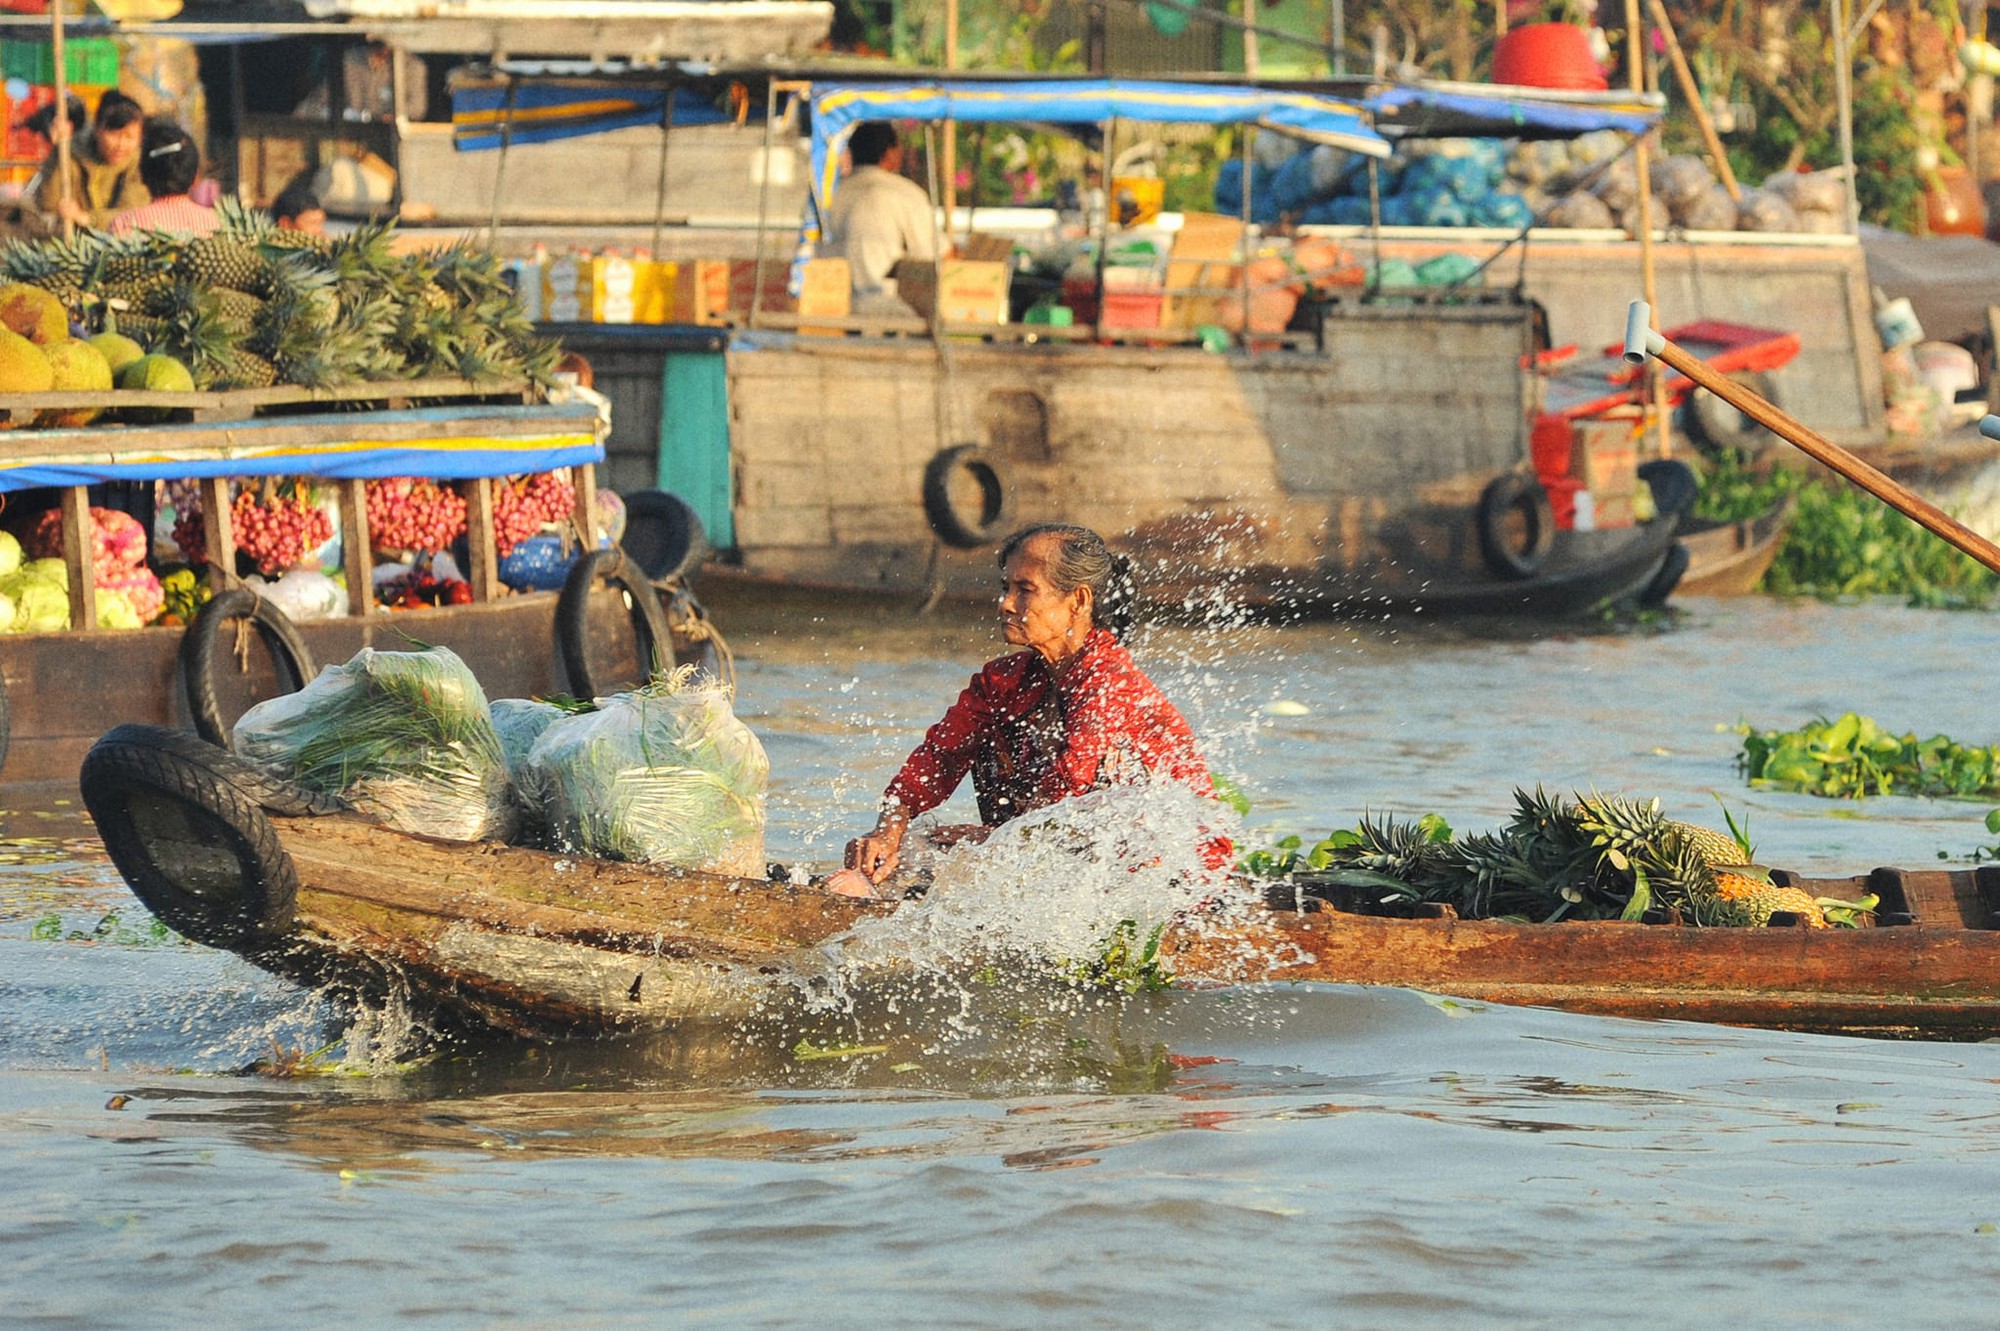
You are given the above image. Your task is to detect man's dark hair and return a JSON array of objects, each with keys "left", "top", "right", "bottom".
[
  {"left": 136, "top": 118, "right": 198, "bottom": 197},
  {"left": 93, "top": 91, "right": 143, "bottom": 132},
  {"left": 271, "top": 175, "right": 321, "bottom": 224},
  {"left": 848, "top": 121, "right": 899, "bottom": 168},
  {"left": 24, "top": 93, "right": 85, "bottom": 140}
]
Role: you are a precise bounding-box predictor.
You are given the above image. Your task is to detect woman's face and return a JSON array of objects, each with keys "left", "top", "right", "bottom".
[
  {"left": 97, "top": 120, "right": 141, "bottom": 167},
  {"left": 1000, "top": 536, "right": 1092, "bottom": 662}
]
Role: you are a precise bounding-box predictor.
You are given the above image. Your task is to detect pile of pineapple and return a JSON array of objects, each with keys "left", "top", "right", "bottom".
[
  {"left": 1282, "top": 788, "right": 1877, "bottom": 927},
  {"left": 0, "top": 200, "right": 558, "bottom": 401}
]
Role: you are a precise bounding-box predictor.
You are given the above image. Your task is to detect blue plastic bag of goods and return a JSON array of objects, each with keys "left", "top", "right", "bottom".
[
  {"left": 1214, "top": 158, "right": 1273, "bottom": 214},
  {"left": 1378, "top": 196, "right": 1416, "bottom": 227},
  {"left": 1473, "top": 192, "right": 1535, "bottom": 229},
  {"left": 1404, "top": 187, "right": 1470, "bottom": 228},
  {"left": 1271, "top": 149, "right": 1324, "bottom": 213},
  {"left": 1299, "top": 195, "right": 1363, "bottom": 226},
  {"left": 1250, "top": 187, "right": 1282, "bottom": 225}
]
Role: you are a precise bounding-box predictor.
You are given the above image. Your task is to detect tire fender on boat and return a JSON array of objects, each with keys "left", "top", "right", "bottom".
[
  {"left": 556, "top": 547, "right": 675, "bottom": 698},
  {"left": 180, "top": 587, "right": 318, "bottom": 750},
  {"left": 1638, "top": 541, "right": 1692, "bottom": 608},
  {"left": 922, "top": 445, "right": 1010, "bottom": 549},
  {"left": 619, "top": 489, "right": 709, "bottom": 585},
  {"left": 1476, "top": 473, "right": 1557, "bottom": 580},
  {"left": 78, "top": 723, "right": 302, "bottom": 947},
  {"left": 1688, "top": 370, "right": 1779, "bottom": 457}
]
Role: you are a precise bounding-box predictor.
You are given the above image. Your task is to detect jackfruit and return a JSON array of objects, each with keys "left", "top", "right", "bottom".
[
  {"left": 0, "top": 283, "right": 70, "bottom": 344},
  {"left": 117, "top": 354, "right": 194, "bottom": 393},
  {"left": 86, "top": 329, "right": 145, "bottom": 378},
  {"left": 38, "top": 338, "right": 113, "bottom": 427},
  {"left": 0, "top": 327, "right": 54, "bottom": 395}
]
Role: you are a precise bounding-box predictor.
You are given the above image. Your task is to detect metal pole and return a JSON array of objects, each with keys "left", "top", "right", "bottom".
[
  {"left": 1833, "top": 0, "right": 1859, "bottom": 233},
  {"left": 486, "top": 76, "right": 516, "bottom": 248},
  {"left": 749, "top": 80, "right": 778, "bottom": 329},
  {"left": 650, "top": 81, "right": 677, "bottom": 259}
]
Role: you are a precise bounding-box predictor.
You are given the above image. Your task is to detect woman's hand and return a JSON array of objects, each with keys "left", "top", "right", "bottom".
[{"left": 845, "top": 806, "right": 911, "bottom": 884}]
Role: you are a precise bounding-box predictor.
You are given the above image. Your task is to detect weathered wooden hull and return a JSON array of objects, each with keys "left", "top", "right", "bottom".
[
  {"left": 1676, "top": 495, "right": 1795, "bottom": 596},
  {"left": 114, "top": 805, "right": 2000, "bottom": 1042},
  {"left": 2, "top": 587, "right": 656, "bottom": 785},
  {"left": 726, "top": 302, "right": 1567, "bottom": 608}
]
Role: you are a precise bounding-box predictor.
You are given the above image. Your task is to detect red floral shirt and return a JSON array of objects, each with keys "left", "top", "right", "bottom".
[{"left": 885, "top": 628, "right": 1215, "bottom": 828}]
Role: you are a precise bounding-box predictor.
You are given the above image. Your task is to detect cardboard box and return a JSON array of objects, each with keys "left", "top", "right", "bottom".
[
  {"left": 674, "top": 259, "right": 732, "bottom": 325},
  {"left": 1572, "top": 419, "right": 1641, "bottom": 496},
  {"left": 1591, "top": 490, "right": 1636, "bottom": 529},
  {"left": 894, "top": 259, "right": 1009, "bottom": 325}
]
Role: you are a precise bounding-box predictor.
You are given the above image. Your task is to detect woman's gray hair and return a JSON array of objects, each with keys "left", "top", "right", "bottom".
[{"left": 998, "top": 523, "right": 1136, "bottom": 639}]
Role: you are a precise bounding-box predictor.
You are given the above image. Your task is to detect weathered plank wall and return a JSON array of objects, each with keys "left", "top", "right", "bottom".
[{"left": 724, "top": 304, "right": 1533, "bottom": 594}]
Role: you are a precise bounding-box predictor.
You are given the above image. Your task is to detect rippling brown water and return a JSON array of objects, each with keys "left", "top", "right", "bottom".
[{"left": 5, "top": 596, "right": 2000, "bottom": 1329}]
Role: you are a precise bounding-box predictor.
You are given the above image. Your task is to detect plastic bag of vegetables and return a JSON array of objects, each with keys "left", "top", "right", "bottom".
[
  {"left": 233, "top": 645, "right": 515, "bottom": 842},
  {"left": 523, "top": 668, "right": 768, "bottom": 875}
]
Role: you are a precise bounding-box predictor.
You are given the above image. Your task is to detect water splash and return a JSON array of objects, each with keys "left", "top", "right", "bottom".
[{"left": 786, "top": 783, "right": 1237, "bottom": 1030}]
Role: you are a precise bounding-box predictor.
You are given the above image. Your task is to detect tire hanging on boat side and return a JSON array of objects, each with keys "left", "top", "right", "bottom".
[
  {"left": 1638, "top": 458, "right": 1700, "bottom": 522},
  {"left": 78, "top": 723, "right": 301, "bottom": 947},
  {"left": 180, "top": 587, "right": 318, "bottom": 750},
  {"left": 1475, "top": 473, "right": 1557, "bottom": 580},
  {"left": 1688, "top": 370, "right": 1780, "bottom": 457},
  {"left": 556, "top": 548, "right": 675, "bottom": 698},
  {"left": 922, "top": 444, "right": 1010, "bottom": 549}
]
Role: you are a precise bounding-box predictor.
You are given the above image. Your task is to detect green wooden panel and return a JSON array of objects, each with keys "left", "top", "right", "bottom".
[{"left": 656, "top": 350, "right": 733, "bottom": 548}]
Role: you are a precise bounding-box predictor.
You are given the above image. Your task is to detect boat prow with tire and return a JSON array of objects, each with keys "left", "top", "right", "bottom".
[{"left": 80, "top": 721, "right": 2000, "bottom": 1043}]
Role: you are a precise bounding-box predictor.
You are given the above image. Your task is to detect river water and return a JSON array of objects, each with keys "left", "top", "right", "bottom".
[{"left": 6, "top": 594, "right": 2000, "bottom": 1329}]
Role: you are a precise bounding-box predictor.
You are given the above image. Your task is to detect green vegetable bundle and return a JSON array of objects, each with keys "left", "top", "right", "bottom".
[
  {"left": 234, "top": 645, "right": 514, "bottom": 841},
  {"left": 523, "top": 671, "right": 768, "bottom": 874}
]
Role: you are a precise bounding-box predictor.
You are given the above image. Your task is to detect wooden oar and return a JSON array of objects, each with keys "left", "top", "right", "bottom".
[{"left": 1621, "top": 299, "right": 2000, "bottom": 576}]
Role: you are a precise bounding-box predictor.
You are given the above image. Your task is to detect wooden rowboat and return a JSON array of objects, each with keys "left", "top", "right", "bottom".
[
  {"left": 78, "top": 724, "right": 2000, "bottom": 1043},
  {"left": 1675, "top": 493, "right": 1795, "bottom": 597}
]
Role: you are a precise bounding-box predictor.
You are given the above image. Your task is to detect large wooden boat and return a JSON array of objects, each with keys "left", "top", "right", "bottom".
[
  {"left": 79, "top": 723, "right": 2000, "bottom": 1042},
  {"left": 0, "top": 387, "right": 698, "bottom": 784}
]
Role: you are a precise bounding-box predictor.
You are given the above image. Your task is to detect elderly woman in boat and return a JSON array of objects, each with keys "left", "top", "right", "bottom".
[{"left": 832, "top": 523, "right": 1220, "bottom": 898}]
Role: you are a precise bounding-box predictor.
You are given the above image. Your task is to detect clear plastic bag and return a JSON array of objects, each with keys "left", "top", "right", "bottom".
[
  {"left": 234, "top": 646, "right": 515, "bottom": 842},
  {"left": 524, "top": 671, "right": 769, "bottom": 875},
  {"left": 490, "top": 696, "right": 568, "bottom": 820}
]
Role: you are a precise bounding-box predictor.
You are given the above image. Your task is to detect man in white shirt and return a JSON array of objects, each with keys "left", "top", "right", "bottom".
[{"left": 821, "top": 122, "right": 938, "bottom": 315}]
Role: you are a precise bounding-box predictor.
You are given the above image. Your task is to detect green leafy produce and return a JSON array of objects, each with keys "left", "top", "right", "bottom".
[
  {"left": 1064, "top": 918, "right": 1174, "bottom": 993},
  {"left": 234, "top": 645, "right": 514, "bottom": 841},
  {"left": 1738, "top": 712, "right": 2000, "bottom": 800},
  {"left": 1762, "top": 479, "right": 2000, "bottom": 607},
  {"left": 1689, "top": 448, "right": 1802, "bottom": 525}
]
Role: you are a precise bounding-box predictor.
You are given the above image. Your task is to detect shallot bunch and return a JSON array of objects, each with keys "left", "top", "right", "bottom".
[
  {"left": 231, "top": 489, "right": 334, "bottom": 576},
  {"left": 365, "top": 478, "right": 469, "bottom": 554},
  {"left": 491, "top": 470, "right": 576, "bottom": 556}
]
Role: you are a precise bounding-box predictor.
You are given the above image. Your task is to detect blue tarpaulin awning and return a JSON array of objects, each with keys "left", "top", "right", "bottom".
[
  {"left": 807, "top": 77, "right": 1390, "bottom": 212},
  {"left": 451, "top": 80, "right": 735, "bottom": 151},
  {"left": 1361, "top": 81, "right": 1663, "bottom": 139},
  {"left": 0, "top": 404, "right": 604, "bottom": 494}
]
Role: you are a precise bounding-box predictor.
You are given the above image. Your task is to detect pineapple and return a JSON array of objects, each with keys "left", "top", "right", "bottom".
[
  {"left": 210, "top": 346, "right": 280, "bottom": 389},
  {"left": 179, "top": 235, "right": 266, "bottom": 293},
  {"left": 212, "top": 287, "right": 266, "bottom": 337},
  {"left": 1704, "top": 869, "right": 1829, "bottom": 928},
  {"left": 1668, "top": 819, "right": 1751, "bottom": 869}
]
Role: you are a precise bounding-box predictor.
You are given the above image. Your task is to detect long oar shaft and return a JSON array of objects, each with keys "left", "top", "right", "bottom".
[{"left": 1622, "top": 300, "right": 2000, "bottom": 576}]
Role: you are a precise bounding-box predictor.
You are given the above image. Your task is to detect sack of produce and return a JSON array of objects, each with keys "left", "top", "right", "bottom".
[
  {"left": 1307, "top": 144, "right": 1356, "bottom": 198},
  {"left": 1765, "top": 168, "right": 1845, "bottom": 215},
  {"left": 1734, "top": 187, "right": 1800, "bottom": 233},
  {"left": 1592, "top": 156, "right": 1640, "bottom": 212},
  {"left": 1543, "top": 190, "right": 1616, "bottom": 229},
  {"left": 490, "top": 696, "right": 569, "bottom": 823},
  {"left": 234, "top": 645, "right": 516, "bottom": 842},
  {"left": 524, "top": 670, "right": 769, "bottom": 876},
  {"left": 1650, "top": 154, "right": 1717, "bottom": 218},
  {"left": 1507, "top": 139, "right": 1571, "bottom": 187},
  {"left": 1270, "top": 149, "right": 1324, "bottom": 214},
  {"left": 1473, "top": 191, "right": 1535, "bottom": 229},
  {"left": 1680, "top": 183, "right": 1740, "bottom": 232}
]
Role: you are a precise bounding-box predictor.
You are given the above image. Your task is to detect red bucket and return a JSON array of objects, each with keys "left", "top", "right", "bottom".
[{"left": 1492, "top": 23, "right": 1608, "bottom": 91}]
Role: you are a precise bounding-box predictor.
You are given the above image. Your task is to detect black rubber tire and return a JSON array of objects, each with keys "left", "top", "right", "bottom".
[
  {"left": 922, "top": 444, "right": 1010, "bottom": 549},
  {"left": 180, "top": 587, "right": 317, "bottom": 750},
  {"left": 620, "top": 489, "right": 709, "bottom": 585},
  {"left": 557, "top": 547, "right": 675, "bottom": 698},
  {"left": 1688, "top": 370, "right": 1779, "bottom": 457},
  {"left": 78, "top": 723, "right": 300, "bottom": 947},
  {"left": 1476, "top": 473, "right": 1556, "bottom": 580},
  {"left": 1637, "top": 541, "right": 1691, "bottom": 609},
  {"left": 1638, "top": 458, "right": 1700, "bottom": 522},
  {"left": 92, "top": 722, "right": 346, "bottom": 816}
]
